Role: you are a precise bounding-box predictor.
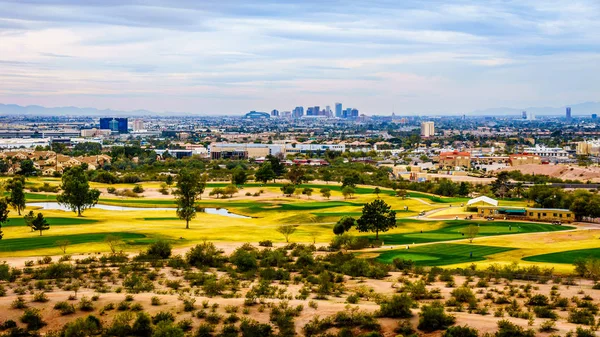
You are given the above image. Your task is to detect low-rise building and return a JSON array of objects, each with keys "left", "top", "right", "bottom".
[
  {"left": 438, "top": 150, "right": 471, "bottom": 169},
  {"left": 509, "top": 154, "right": 542, "bottom": 166},
  {"left": 477, "top": 206, "right": 574, "bottom": 223}
]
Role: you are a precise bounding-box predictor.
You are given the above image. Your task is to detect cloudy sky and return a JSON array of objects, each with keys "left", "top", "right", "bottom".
[{"left": 0, "top": 0, "right": 599, "bottom": 115}]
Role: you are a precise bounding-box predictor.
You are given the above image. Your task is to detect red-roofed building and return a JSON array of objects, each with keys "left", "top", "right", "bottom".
[{"left": 438, "top": 150, "right": 471, "bottom": 169}]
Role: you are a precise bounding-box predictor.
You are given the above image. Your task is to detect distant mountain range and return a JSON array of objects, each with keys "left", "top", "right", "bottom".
[
  {"left": 0, "top": 103, "right": 176, "bottom": 117},
  {"left": 1, "top": 101, "right": 599, "bottom": 117},
  {"left": 468, "top": 101, "right": 600, "bottom": 116}
]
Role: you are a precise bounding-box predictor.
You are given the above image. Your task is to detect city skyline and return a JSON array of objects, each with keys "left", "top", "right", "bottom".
[{"left": 1, "top": 0, "right": 599, "bottom": 115}]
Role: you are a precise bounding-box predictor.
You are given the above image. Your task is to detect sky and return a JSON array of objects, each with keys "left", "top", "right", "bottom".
[{"left": 0, "top": 0, "right": 599, "bottom": 115}]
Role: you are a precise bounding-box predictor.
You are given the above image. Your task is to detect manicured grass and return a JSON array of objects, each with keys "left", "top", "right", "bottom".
[
  {"left": 142, "top": 217, "right": 180, "bottom": 221},
  {"left": 207, "top": 182, "right": 394, "bottom": 195},
  {"left": 523, "top": 248, "right": 600, "bottom": 264},
  {"left": 407, "top": 192, "right": 469, "bottom": 204},
  {"left": 25, "top": 193, "right": 58, "bottom": 201},
  {"left": 3, "top": 217, "right": 99, "bottom": 227},
  {"left": 0, "top": 232, "right": 147, "bottom": 252},
  {"left": 376, "top": 243, "right": 515, "bottom": 266},
  {"left": 374, "top": 220, "right": 572, "bottom": 245}
]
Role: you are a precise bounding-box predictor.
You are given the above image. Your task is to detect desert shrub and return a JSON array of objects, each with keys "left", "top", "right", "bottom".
[
  {"left": 450, "top": 287, "right": 476, "bottom": 304},
  {"left": 527, "top": 294, "right": 549, "bottom": 306},
  {"left": 258, "top": 240, "right": 273, "bottom": 247},
  {"left": 575, "top": 327, "right": 597, "bottom": 337},
  {"left": 418, "top": 301, "right": 456, "bottom": 332},
  {"left": 186, "top": 242, "right": 226, "bottom": 268},
  {"left": 230, "top": 247, "right": 258, "bottom": 272},
  {"left": 153, "top": 321, "right": 184, "bottom": 337},
  {"left": 568, "top": 308, "right": 596, "bottom": 325},
  {"left": 123, "top": 273, "right": 154, "bottom": 293},
  {"left": 533, "top": 306, "right": 557, "bottom": 319},
  {"left": 538, "top": 320, "right": 557, "bottom": 333},
  {"left": 240, "top": 318, "right": 274, "bottom": 337},
  {"left": 54, "top": 301, "right": 76, "bottom": 315},
  {"left": 11, "top": 297, "right": 27, "bottom": 309},
  {"left": 107, "top": 187, "right": 117, "bottom": 194},
  {"left": 132, "top": 185, "right": 144, "bottom": 193},
  {"left": 393, "top": 258, "right": 415, "bottom": 271},
  {"left": 20, "top": 309, "right": 46, "bottom": 330},
  {"left": 131, "top": 312, "right": 153, "bottom": 337},
  {"left": 152, "top": 311, "right": 175, "bottom": 325},
  {"left": 61, "top": 315, "right": 102, "bottom": 337},
  {"left": 443, "top": 325, "right": 479, "bottom": 337},
  {"left": 195, "top": 323, "right": 214, "bottom": 337},
  {"left": 151, "top": 296, "right": 161, "bottom": 306},
  {"left": 146, "top": 240, "right": 172, "bottom": 259},
  {"left": 79, "top": 296, "right": 94, "bottom": 312},
  {"left": 494, "top": 319, "right": 535, "bottom": 337},
  {"left": 378, "top": 294, "right": 413, "bottom": 318}
]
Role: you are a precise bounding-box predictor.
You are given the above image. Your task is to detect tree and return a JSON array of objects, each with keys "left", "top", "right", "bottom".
[
  {"left": 396, "top": 189, "right": 408, "bottom": 199},
  {"left": 334, "top": 216, "right": 355, "bottom": 235},
  {"left": 267, "top": 154, "right": 286, "bottom": 179},
  {"left": 223, "top": 184, "right": 238, "bottom": 198},
  {"left": 342, "top": 186, "right": 355, "bottom": 200},
  {"left": 231, "top": 167, "right": 248, "bottom": 187},
  {"left": 56, "top": 240, "right": 70, "bottom": 254},
  {"left": 165, "top": 175, "right": 174, "bottom": 187},
  {"left": 463, "top": 224, "right": 479, "bottom": 243},
  {"left": 57, "top": 166, "right": 101, "bottom": 216},
  {"left": 320, "top": 188, "right": 331, "bottom": 199},
  {"left": 342, "top": 172, "right": 360, "bottom": 188},
  {"left": 356, "top": 199, "right": 397, "bottom": 240},
  {"left": 24, "top": 211, "right": 35, "bottom": 231},
  {"left": 30, "top": 213, "right": 49, "bottom": 236},
  {"left": 320, "top": 169, "right": 333, "bottom": 184},
  {"left": 280, "top": 184, "right": 296, "bottom": 197},
  {"left": 7, "top": 178, "right": 26, "bottom": 215},
  {"left": 276, "top": 224, "right": 297, "bottom": 243},
  {"left": 174, "top": 169, "right": 204, "bottom": 229},
  {"left": 457, "top": 182, "right": 471, "bottom": 197},
  {"left": 286, "top": 165, "right": 306, "bottom": 185},
  {"left": 302, "top": 187, "right": 313, "bottom": 199},
  {"left": 105, "top": 235, "right": 122, "bottom": 254},
  {"left": 373, "top": 187, "right": 381, "bottom": 198},
  {"left": 491, "top": 172, "right": 511, "bottom": 199},
  {"left": 209, "top": 187, "right": 224, "bottom": 199},
  {"left": 0, "top": 199, "right": 9, "bottom": 239},
  {"left": 255, "top": 162, "right": 275, "bottom": 184},
  {"left": 19, "top": 159, "right": 36, "bottom": 176}
]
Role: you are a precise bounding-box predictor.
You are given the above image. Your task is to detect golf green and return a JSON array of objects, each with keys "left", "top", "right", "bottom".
[
  {"left": 376, "top": 243, "right": 515, "bottom": 266},
  {"left": 3, "top": 217, "right": 99, "bottom": 227},
  {"left": 523, "top": 248, "right": 600, "bottom": 264},
  {"left": 0, "top": 232, "right": 147, "bottom": 252}
]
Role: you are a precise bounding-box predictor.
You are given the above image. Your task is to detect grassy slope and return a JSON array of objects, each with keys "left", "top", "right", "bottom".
[{"left": 523, "top": 248, "right": 600, "bottom": 264}]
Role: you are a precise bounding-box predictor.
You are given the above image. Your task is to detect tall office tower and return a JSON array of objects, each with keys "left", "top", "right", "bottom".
[
  {"left": 271, "top": 109, "right": 279, "bottom": 117},
  {"left": 132, "top": 119, "right": 144, "bottom": 131},
  {"left": 314, "top": 106, "right": 320, "bottom": 116},
  {"left": 593, "top": 114, "right": 598, "bottom": 120},
  {"left": 335, "top": 103, "right": 342, "bottom": 117},
  {"left": 293, "top": 106, "right": 304, "bottom": 118},
  {"left": 522, "top": 111, "right": 527, "bottom": 119},
  {"left": 351, "top": 109, "right": 359, "bottom": 118},
  {"left": 99, "top": 117, "right": 128, "bottom": 133},
  {"left": 306, "top": 107, "right": 315, "bottom": 116},
  {"left": 527, "top": 112, "right": 535, "bottom": 121},
  {"left": 421, "top": 121, "right": 435, "bottom": 138},
  {"left": 566, "top": 107, "right": 572, "bottom": 119}
]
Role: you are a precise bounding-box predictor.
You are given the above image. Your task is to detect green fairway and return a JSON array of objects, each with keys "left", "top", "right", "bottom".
[
  {"left": 374, "top": 220, "right": 571, "bottom": 245},
  {"left": 205, "top": 182, "right": 395, "bottom": 195},
  {"left": 523, "top": 248, "right": 600, "bottom": 264},
  {"left": 407, "top": 192, "right": 469, "bottom": 203},
  {"left": 376, "top": 243, "right": 515, "bottom": 266},
  {"left": 4, "top": 217, "right": 99, "bottom": 227},
  {"left": 142, "top": 217, "right": 180, "bottom": 221},
  {"left": 0, "top": 232, "right": 148, "bottom": 252}
]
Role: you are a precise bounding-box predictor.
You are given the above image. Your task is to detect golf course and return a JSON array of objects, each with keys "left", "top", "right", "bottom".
[{"left": 0, "top": 176, "right": 597, "bottom": 274}]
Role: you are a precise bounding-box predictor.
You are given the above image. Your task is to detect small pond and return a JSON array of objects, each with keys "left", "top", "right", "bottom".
[{"left": 28, "top": 202, "right": 251, "bottom": 219}]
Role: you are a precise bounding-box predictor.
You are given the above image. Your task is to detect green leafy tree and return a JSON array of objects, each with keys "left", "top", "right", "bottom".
[
  {"left": 267, "top": 154, "right": 287, "bottom": 178},
  {"left": 255, "top": 162, "right": 275, "bottom": 184},
  {"left": 7, "top": 178, "right": 26, "bottom": 215},
  {"left": 30, "top": 213, "right": 49, "bottom": 236},
  {"left": 280, "top": 183, "right": 296, "bottom": 197},
  {"left": 286, "top": 165, "right": 306, "bottom": 185},
  {"left": 174, "top": 169, "right": 204, "bottom": 229},
  {"left": 457, "top": 182, "right": 471, "bottom": 197},
  {"left": 19, "top": 159, "right": 37, "bottom": 176},
  {"left": 333, "top": 216, "right": 355, "bottom": 235},
  {"left": 24, "top": 210, "right": 35, "bottom": 231},
  {"left": 463, "top": 224, "right": 479, "bottom": 243},
  {"left": 320, "top": 187, "right": 331, "bottom": 199},
  {"left": 342, "top": 186, "right": 355, "bottom": 200},
  {"left": 320, "top": 169, "right": 333, "bottom": 184},
  {"left": 57, "top": 166, "right": 100, "bottom": 216},
  {"left": 356, "top": 199, "right": 397, "bottom": 240},
  {"left": 342, "top": 172, "right": 360, "bottom": 188},
  {"left": 231, "top": 167, "right": 248, "bottom": 187},
  {"left": 0, "top": 199, "right": 9, "bottom": 239},
  {"left": 276, "top": 224, "right": 297, "bottom": 243},
  {"left": 491, "top": 172, "right": 511, "bottom": 199},
  {"left": 302, "top": 187, "right": 313, "bottom": 199},
  {"left": 223, "top": 184, "right": 238, "bottom": 198},
  {"left": 373, "top": 187, "right": 381, "bottom": 198},
  {"left": 165, "top": 175, "right": 174, "bottom": 187}
]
